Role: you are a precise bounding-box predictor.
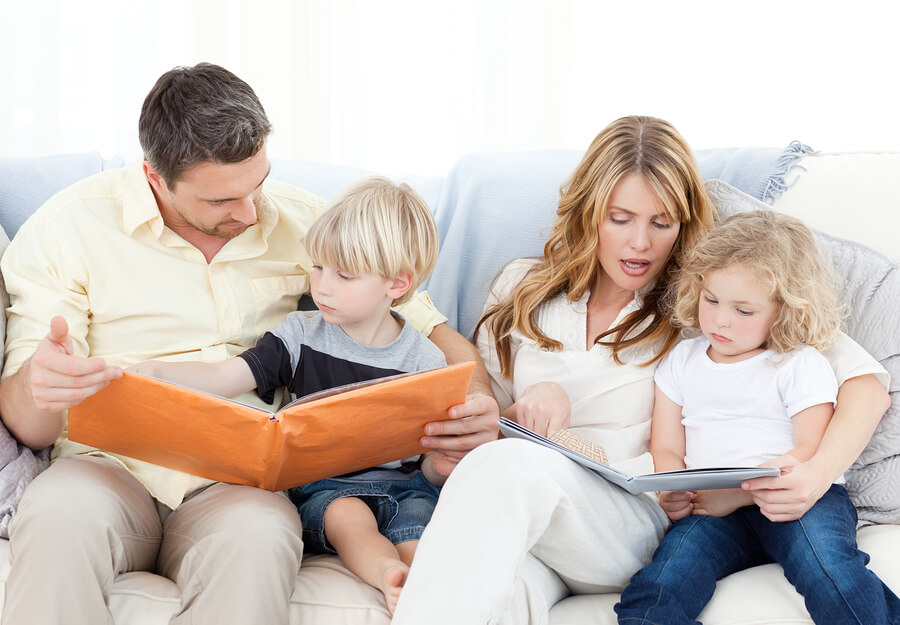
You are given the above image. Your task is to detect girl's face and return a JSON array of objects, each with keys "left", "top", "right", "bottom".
[
  {"left": 698, "top": 265, "right": 779, "bottom": 363},
  {"left": 596, "top": 173, "right": 680, "bottom": 295}
]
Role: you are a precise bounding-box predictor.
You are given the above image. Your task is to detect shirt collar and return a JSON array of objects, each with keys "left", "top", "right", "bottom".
[{"left": 120, "top": 159, "right": 280, "bottom": 242}]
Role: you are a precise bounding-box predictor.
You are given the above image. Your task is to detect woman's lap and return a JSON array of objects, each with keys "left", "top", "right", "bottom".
[{"left": 393, "top": 439, "right": 669, "bottom": 624}]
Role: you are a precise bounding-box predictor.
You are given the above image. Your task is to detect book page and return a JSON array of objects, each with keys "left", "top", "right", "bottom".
[{"left": 548, "top": 429, "right": 608, "bottom": 465}]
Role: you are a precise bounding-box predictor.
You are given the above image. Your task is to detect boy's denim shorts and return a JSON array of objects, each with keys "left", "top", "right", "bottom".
[{"left": 290, "top": 472, "right": 441, "bottom": 555}]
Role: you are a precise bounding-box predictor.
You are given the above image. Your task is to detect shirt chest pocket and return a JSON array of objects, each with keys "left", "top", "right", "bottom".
[{"left": 250, "top": 275, "right": 309, "bottom": 328}]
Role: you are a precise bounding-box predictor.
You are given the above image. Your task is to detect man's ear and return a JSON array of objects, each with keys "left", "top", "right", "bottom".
[
  {"left": 143, "top": 160, "right": 169, "bottom": 194},
  {"left": 387, "top": 273, "right": 413, "bottom": 300}
]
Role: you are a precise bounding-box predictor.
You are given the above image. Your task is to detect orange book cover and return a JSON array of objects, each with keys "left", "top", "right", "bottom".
[{"left": 67, "top": 362, "right": 475, "bottom": 491}]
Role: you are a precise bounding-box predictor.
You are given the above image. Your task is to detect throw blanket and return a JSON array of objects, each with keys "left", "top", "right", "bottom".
[
  {"left": 708, "top": 180, "right": 900, "bottom": 524},
  {"left": 0, "top": 422, "right": 49, "bottom": 538}
]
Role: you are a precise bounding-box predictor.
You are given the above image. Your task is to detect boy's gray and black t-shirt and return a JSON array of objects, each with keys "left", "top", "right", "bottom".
[{"left": 237, "top": 310, "right": 446, "bottom": 479}]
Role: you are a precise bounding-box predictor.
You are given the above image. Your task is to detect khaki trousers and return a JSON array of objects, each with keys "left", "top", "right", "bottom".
[{"left": 3, "top": 455, "right": 304, "bottom": 625}]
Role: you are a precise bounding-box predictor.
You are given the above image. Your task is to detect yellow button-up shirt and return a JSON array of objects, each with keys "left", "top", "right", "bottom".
[{"left": 1, "top": 161, "right": 446, "bottom": 508}]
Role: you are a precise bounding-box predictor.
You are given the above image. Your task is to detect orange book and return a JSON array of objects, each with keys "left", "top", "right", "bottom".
[{"left": 68, "top": 362, "right": 475, "bottom": 491}]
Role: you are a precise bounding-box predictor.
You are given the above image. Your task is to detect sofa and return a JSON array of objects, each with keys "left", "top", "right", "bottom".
[{"left": 0, "top": 145, "right": 897, "bottom": 624}]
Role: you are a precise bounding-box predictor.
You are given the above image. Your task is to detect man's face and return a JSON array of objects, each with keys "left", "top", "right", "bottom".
[{"left": 150, "top": 146, "right": 271, "bottom": 240}]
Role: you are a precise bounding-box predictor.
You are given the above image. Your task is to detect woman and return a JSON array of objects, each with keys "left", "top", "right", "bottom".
[{"left": 392, "top": 116, "right": 890, "bottom": 624}]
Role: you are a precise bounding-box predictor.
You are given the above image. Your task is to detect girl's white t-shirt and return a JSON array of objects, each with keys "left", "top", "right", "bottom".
[{"left": 655, "top": 336, "right": 838, "bottom": 469}]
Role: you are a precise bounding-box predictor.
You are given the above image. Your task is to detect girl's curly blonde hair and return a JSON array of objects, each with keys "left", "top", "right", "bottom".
[{"left": 668, "top": 210, "right": 843, "bottom": 352}]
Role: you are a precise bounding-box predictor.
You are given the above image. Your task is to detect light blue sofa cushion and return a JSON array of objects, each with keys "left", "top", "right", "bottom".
[{"left": 0, "top": 153, "right": 126, "bottom": 239}]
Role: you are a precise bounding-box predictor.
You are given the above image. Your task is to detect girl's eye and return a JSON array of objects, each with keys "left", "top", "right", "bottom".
[
  {"left": 652, "top": 219, "right": 673, "bottom": 229},
  {"left": 703, "top": 295, "right": 717, "bottom": 305},
  {"left": 609, "top": 215, "right": 629, "bottom": 225},
  {"left": 311, "top": 264, "right": 322, "bottom": 271},
  {"left": 737, "top": 309, "right": 753, "bottom": 316}
]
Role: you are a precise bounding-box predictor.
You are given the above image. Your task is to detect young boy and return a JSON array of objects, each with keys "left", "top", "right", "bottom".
[{"left": 131, "top": 176, "right": 446, "bottom": 614}]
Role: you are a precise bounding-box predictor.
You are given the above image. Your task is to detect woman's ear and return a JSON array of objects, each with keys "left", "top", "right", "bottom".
[{"left": 387, "top": 273, "right": 414, "bottom": 300}]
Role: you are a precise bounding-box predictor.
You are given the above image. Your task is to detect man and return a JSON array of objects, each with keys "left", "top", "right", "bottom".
[{"left": 0, "top": 62, "right": 498, "bottom": 624}]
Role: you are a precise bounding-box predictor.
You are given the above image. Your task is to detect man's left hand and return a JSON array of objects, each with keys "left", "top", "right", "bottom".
[{"left": 420, "top": 393, "right": 500, "bottom": 478}]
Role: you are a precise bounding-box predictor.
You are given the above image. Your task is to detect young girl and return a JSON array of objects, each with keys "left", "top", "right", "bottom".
[
  {"left": 615, "top": 210, "right": 900, "bottom": 624},
  {"left": 131, "top": 176, "right": 446, "bottom": 614}
]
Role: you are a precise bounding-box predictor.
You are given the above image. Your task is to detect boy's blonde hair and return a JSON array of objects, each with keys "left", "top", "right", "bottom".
[
  {"left": 668, "top": 210, "right": 843, "bottom": 352},
  {"left": 304, "top": 176, "right": 438, "bottom": 305}
]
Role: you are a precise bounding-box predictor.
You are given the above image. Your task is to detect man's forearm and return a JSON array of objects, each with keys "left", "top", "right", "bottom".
[
  {"left": 0, "top": 361, "right": 65, "bottom": 450},
  {"left": 427, "top": 323, "right": 494, "bottom": 398}
]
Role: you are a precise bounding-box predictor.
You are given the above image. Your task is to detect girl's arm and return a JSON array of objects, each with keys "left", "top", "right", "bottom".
[
  {"left": 129, "top": 357, "right": 257, "bottom": 399},
  {"left": 743, "top": 373, "right": 890, "bottom": 522},
  {"left": 788, "top": 402, "right": 834, "bottom": 462},
  {"left": 650, "top": 386, "right": 695, "bottom": 521},
  {"left": 692, "top": 403, "right": 833, "bottom": 518}
]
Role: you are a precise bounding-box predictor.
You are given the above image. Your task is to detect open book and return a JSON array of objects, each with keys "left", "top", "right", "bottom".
[
  {"left": 499, "top": 417, "right": 779, "bottom": 494},
  {"left": 67, "top": 362, "right": 475, "bottom": 491}
]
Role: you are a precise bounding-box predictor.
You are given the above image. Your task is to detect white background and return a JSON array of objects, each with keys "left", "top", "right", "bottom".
[{"left": 2, "top": 0, "right": 898, "bottom": 174}]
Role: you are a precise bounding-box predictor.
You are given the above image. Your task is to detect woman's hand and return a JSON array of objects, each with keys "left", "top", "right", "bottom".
[
  {"left": 741, "top": 454, "right": 831, "bottom": 522},
  {"left": 658, "top": 490, "right": 694, "bottom": 522},
  {"left": 511, "top": 381, "right": 571, "bottom": 438}
]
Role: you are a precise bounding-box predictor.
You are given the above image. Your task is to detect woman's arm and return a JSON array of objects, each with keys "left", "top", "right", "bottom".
[{"left": 743, "top": 373, "right": 890, "bottom": 522}]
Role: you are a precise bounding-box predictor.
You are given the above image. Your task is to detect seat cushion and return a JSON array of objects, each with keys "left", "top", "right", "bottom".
[{"left": 548, "top": 524, "right": 900, "bottom": 625}]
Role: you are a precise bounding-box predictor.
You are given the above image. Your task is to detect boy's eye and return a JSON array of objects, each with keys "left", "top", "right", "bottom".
[
  {"left": 208, "top": 200, "right": 227, "bottom": 207},
  {"left": 311, "top": 264, "right": 322, "bottom": 271},
  {"left": 338, "top": 272, "right": 354, "bottom": 280}
]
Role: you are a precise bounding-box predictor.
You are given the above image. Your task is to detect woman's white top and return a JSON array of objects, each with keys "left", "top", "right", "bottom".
[{"left": 476, "top": 259, "right": 890, "bottom": 476}]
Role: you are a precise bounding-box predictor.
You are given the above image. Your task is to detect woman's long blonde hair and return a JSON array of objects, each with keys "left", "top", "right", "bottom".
[{"left": 475, "top": 116, "right": 716, "bottom": 377}]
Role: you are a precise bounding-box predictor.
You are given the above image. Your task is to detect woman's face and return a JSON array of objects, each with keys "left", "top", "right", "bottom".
[{"left": 596, "top": 173, "right": 681, "bottom": 294}]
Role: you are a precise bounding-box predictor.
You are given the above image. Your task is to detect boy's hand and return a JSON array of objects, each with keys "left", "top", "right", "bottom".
[
  {"left": 420, "top": 393, "right": 500, "bottom": 478},
  {"left": 658, "top": 490, "right": 694, "bottom": 522}
]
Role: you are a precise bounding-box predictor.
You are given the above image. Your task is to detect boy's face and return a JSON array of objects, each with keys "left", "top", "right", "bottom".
[
  {"left": 698, "top": 264, "right": 779, "bottom": 364},
  {"left": 309, "top": 263, "right": 397, "bottom": 336}
]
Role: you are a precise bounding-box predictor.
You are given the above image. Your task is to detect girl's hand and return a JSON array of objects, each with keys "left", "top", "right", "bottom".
[
  {"left": 741, "top": 454, "right": 830, "bottom": 522},
  {"left": 511, "top": 381, "right": 570, "bottom": 438},
  {"left": 658, "top": 490, "right": 694, "bottom": 522},
  {"left": 691, "top": 488, "right": 753, "bottom": 517}
]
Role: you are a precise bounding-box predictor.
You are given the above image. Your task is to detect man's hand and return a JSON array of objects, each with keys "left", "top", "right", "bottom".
[
  {"left": 27, "top": 316, "right": 122, "bottom": 412},
  {"left": 741, "top": 454, "right": 830, "bottom": 522},
  {"left": 510, "top": 381, "right": 570, "bottom": 438},
  {"left": 420, "top": 393, "right": 500, "bottom": 478}
]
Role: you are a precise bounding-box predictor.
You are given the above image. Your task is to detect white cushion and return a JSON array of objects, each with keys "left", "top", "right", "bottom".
[
  {"left": 771, "top": 151, "right": 900, "bottom": 259},
  {"left": 548, "top": 524, "right": 900, "bottom": 625}
]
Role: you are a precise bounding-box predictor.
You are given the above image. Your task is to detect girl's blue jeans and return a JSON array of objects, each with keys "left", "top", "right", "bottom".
[{"left": 615, "top": 484, "right": 900, "bottom": 625}]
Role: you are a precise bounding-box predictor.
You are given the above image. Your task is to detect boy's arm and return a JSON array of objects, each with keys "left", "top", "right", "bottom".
[
  {"left": 129, "top": 358, "right": 257, "bottom": 398},
  {"left": 650, "top": 386, "right": 695, "bottom": 522}
]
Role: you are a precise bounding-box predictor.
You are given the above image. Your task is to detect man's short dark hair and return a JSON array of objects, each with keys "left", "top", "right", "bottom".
[{"left": 138, "top": 63, "right": 272, "bottom": 186}]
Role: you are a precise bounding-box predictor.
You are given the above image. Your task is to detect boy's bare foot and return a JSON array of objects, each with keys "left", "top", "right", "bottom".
[{"left": 381, "top": 563, "right": 409, "bottom": 615}]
